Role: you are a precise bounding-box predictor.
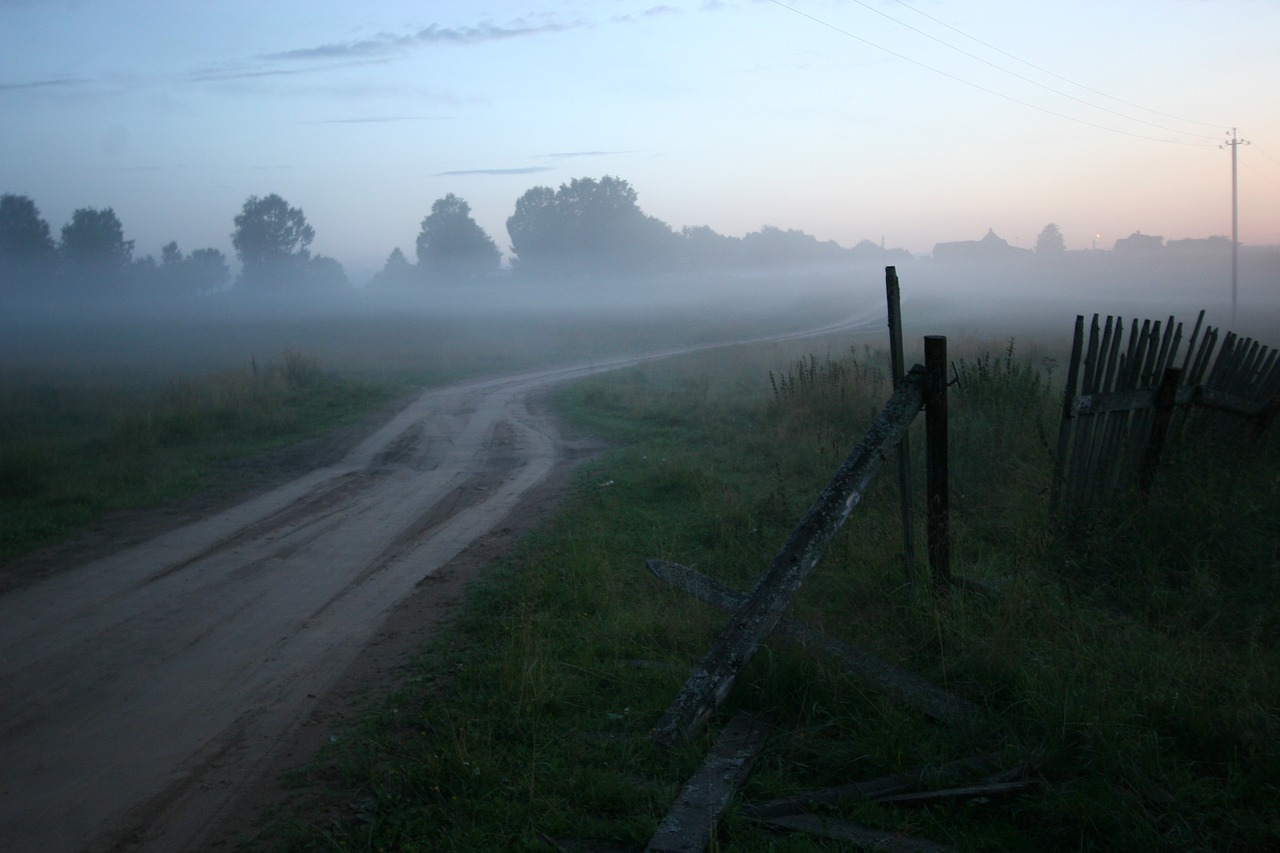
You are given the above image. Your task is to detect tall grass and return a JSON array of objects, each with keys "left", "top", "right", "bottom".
[
  {"left": 251, "top": 337, "right": 1277, "bottom": 852},
  {"left": 0, "top": 350, "right": 399, "bottom": 562}
]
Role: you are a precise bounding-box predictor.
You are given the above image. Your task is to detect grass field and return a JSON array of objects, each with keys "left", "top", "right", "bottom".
[
  {"left": 0, "top": 349, "right": 403, "bottom": 562},
  {"left": 246, "top": 333, "right": 1279, "bottom": 851},
  {"left": 0, "top": 287, "right": 848, "bottom": 565}
]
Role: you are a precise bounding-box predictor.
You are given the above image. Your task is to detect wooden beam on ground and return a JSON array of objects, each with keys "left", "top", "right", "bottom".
[
  {"left": 873, "top": 780, "right": 1041, "bottom": 807},
  {"left": 646, "top": 560, "right": 980, "bottom": 728},
  {"left": 759, "top": 814, "right": 954, "bottom": 853},
  {"left": 644, "top": 713, "right": 770, "bottom": 853},
  {"left": 651, "top": 372, "right": 929, "bottom": 745},
  {"left": 738, "top": 752, "right": 1006, "bottom": 820}
]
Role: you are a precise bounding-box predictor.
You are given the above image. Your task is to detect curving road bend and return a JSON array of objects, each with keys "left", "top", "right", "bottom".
[{"left": 0, "top": 312, "right": 877, "bottom": 852}]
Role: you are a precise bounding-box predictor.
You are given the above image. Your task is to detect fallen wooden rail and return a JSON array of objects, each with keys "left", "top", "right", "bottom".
[
  {"left": 739, "top": 752, "right": 1008, "bottom": 820},
  {"left": 651, "top": 369, "right": 929, "bottom": 746},
  {"left": 644, "top": 713, "right": 770, "bottom": 853},
  {"left": 646, "top": 560, "right": 979, "bottom": 728},
  {"left": 758, "top": 814, "right": 953, "bottom": 853}
]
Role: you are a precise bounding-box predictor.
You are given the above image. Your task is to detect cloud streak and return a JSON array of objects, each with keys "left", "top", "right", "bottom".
[
  {"left": 263, "top": 20, "right": 583, "bottom": 63},
  {"left": 434, "top": 167, "right": 553, "bottom": 176},
  {"left": 0, "top": 76, "right": 86, "bottom": 92},
  {"left": 307, "top": 116, "right": 450, "bottom": 124},
  {"left": 541, "top": 150, "right": 630, "bottom": 159}
]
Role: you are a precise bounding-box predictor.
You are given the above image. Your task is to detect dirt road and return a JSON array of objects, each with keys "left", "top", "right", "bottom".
[{"left": 0, "top": 315, "right": 875, "bottom": 852}]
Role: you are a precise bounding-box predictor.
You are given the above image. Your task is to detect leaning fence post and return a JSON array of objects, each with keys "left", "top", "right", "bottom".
[
  {"left": 924, "top": 336, "right": 951, "bottom": 592},
  {"left": 1138, "top": 366, "right": 1182, "bottom": 493},
  {"left": 885, "top": 266, "right": 917, "bottom": 588}
]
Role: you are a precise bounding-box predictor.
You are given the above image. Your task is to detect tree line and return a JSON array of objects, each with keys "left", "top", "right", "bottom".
[{"left": 1, "top": 177, "right": 911, "bottom": 297}]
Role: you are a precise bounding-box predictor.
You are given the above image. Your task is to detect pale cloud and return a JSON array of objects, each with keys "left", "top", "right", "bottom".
[
  {"left": 434, "top": 167, "right": 553, "bottom": 176},
  {"left": 541, "top": 150, "right": 630, "bottom": 159},
  {"left": 306, "top": 116, "right": 450, "bottom": 124},
  {"left": 262, "top": 20, "right": 584, "bottom": 63},
  {"left": 0, "top": 76, "right": 85, "bottom": 91}
]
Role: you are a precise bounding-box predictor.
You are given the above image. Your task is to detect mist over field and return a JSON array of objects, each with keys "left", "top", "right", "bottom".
[{"left": 3, "top": 245, "right": 1279, "bottom": 390}]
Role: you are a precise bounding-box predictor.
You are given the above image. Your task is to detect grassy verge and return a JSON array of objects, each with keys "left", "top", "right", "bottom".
[
  {"left": 0, "top": 350, "right": 401, "bottom": 561},
  {"left": 243, "top": 337, "right": 1278, "bottom": 851}
]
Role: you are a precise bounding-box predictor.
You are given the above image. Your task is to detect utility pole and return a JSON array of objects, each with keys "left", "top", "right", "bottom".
[{"left": 1223, "top": 128, "right": 1249, "bottom": 326}]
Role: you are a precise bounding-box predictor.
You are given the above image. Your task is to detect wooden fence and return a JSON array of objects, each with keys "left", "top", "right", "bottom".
[
  {"left": 1050, "top": 311, "right": 1280, "bottom": 520},
  {"left": 634, "top": 269, "right": 1039, "bottom": 853},
  {"left": 622, "top": 289, "right": 1280, "bottom": 852}
]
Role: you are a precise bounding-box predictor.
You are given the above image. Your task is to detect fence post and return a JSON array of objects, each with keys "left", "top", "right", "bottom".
[
  {"left": 924, "top": 336, "right": 951, "bottom": 592},
  {"left": 1138, "top": 366, "right": 1182, "bottom": 493},
  {"left": 885, "top": 266, "right": 917, "bottom": 588}
]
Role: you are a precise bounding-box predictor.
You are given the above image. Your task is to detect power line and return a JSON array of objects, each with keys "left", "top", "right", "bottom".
[
  {"left": 765, "top": 0, "right": 1218, "bottom": 146},
  {"left": 1241, "top": 161, "right": 1280, "bottom": 189},
  {"left": 1250, "top": 142, "right": 1280, "bottom": 171},
  {"left": 890, "top": 0, "right": 1227, "bottom": 131},
  {"left": 837, "top": 0, "right": 1223, "bottom": 142}
]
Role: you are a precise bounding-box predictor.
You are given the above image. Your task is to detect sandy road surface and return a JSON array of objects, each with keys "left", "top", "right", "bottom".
[{"left": 0, "top": 313, "right": 876, "bottom": 852}]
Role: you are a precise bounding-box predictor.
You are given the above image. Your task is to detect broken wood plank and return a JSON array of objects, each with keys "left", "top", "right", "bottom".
[
  {"left": 644, "top": 713, "right": 770, "bottom": 853},
  {"left": 646, "top": 560, "right": 980, "bottom": 728},
  {"left": 760, "top": 814, "right": 953, "bottom": 853},
  {"left": 873, "top": 780, "right": 1041, "bottom": 807},
  {"left": 738, "top": 752, "right": 1006, "bottom": 820},
  {"left": 651, "top": 372, "right": 929, "bottom": 745}
]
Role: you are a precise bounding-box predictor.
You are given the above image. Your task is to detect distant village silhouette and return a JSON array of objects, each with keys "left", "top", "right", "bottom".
[{"left": 932, "top": 228, "right": 1237, "bottom": 260}]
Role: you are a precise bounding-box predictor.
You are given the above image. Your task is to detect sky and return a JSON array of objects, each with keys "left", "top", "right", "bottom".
[{"left": 2, "top": 0, "right": 1279, "bottom": 281}]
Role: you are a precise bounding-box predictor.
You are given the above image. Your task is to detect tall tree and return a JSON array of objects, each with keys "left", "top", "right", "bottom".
[
  {"left": 1036, "top": 223, "right": 1065, "bottom": 254},
  {"left": 505, "top": 185, "right": 560, "bottom": 272},
  {"left": 60, "top": 207, "right": 133, "bottom": 288},
  {"left": 505, "top": 176, "right": 676, "bottom": 277},
  {"left": 0, "top": 193, "right": 56, "bottom": 287},
  {"left": 416, "top": 194, "right": 500, "bottom": 281},
  {"left": 231, "top": 194, "right": 315, "bottom": 288}
]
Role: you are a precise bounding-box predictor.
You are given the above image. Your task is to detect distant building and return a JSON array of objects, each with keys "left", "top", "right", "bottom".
[
  {"left": 931, "top": 228, "right": 1029, "bottom": 261},
  {"left": 1113, "top": 231, "right": 1164, "bottom": 252},
  {"left": 1166, "top": 236, "right": 1231, "bottom": 252}
]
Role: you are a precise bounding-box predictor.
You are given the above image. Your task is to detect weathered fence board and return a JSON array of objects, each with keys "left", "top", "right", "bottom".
[
  {"left": 924, "top": 336, "right": 951, "bottom": 591},
  {"left": 885, "top": 266, "right": 918, "bottom": 586},
  {"left": 646, "top": 560, "right": 979, "bottom": 727},
  {"left": 644, "top": 713, "right": 769, "bottom": 853},
  {"left": 651, "top": 370, "right": 930, "bottom": 745},
  {"left": 758, "top": 814, "right": 954, "bottom": 853},
  {"left": 1051, "top": 310, "right": 1278, "bottom": 520},
  {"left": 739, "top": 752, "right": 1007, "bottom": 820}
]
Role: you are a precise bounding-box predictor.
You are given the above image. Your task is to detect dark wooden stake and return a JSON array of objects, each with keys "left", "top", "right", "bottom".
[
  {"left": 1049, "top": 315, "right": 1085, "bottom": 519},
  {"left": 1138, "top": 366, "right": 1182, "bottom": 493},
  {"left": 651, "top": 371, "right": 929, "bottom": 745},
  {"left": 924, "top": 336, "right": 951, "bottom": 592},
  {"left": 885, "top": 266, "right": 918, "bottom": 587}
]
